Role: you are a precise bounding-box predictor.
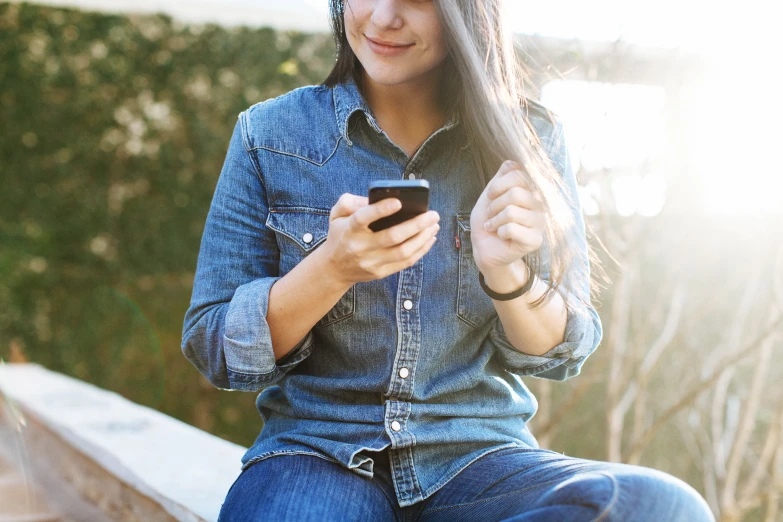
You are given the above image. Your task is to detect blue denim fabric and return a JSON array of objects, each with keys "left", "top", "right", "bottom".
[
  {"left": 216, "top": 446, "right": 715, "bottom": 521},
  {"left": 182, "top": 76, "right": 604, "bottom": 508}
]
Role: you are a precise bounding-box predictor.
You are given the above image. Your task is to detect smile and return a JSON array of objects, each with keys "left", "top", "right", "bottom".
[{"left": 365, "top": 34, "right": 414, "bottom": 57}]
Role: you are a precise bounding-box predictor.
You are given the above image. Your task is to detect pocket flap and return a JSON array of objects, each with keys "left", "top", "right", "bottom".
[{"left": 266, "top": 206, "right": 331, "bottom": 253}]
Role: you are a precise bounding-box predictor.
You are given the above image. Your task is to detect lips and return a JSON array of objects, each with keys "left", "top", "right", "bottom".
[
  {"left": 364, "top": 34, "right": 414, "bottom": 56},
  {"left": 365, "top": 35, "right": 413, "bottom": 48}
]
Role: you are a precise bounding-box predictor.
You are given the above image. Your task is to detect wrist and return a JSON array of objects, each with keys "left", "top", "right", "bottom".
[
  {"left": 479, "top": 259, "right": 529, "bottom": 294},
  {"left": 311, "top": 242, "right": 355, "bottom": 293}
]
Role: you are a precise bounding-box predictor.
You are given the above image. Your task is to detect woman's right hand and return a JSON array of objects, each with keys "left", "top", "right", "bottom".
[{"left": 321, "top": 193, "right": 440, "bottom": 286}]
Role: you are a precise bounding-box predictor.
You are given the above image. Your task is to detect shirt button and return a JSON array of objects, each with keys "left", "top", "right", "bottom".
[
  {"left": 407, "top": 173, "right": 416, "bottom": 179},
  {"left": 302, "top": 232, "right": 313, "bottom": 244},
  {"left": 402, "top": 299, "right": 413, "bottom": 310},
  {"left": 398, "top": 367, "right": 409, "bottom": 379},
  {"left": 391, "top": 421, "right": 401, "bottom": 432}
]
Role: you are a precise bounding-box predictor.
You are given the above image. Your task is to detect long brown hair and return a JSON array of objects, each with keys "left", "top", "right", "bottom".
[{"left": 322, "top": 0, "right": 602, "bottom": 314}]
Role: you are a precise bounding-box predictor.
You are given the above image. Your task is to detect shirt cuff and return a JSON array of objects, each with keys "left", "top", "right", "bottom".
[
  {"left": 223, "top": 276, "right": 314, "bottom": 391},
  {"left": 490, "top": 296, "right": 601, "bottom": 381}
]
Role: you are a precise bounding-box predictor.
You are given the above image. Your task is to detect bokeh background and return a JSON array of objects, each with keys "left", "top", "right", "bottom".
[{"left": 1, "top": 1, "right": 781, "bottom": 520}]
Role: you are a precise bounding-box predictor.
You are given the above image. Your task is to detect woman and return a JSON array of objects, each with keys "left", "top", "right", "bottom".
[{"left": 182, "top": 1, "right": 715, "bottom": 520}]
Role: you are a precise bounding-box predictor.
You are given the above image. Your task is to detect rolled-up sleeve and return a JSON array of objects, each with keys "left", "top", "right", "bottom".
[
  {"left": 181, "top": 111, "right": 313, "bottom": 392},
  {"left": 491, "top": 119, "right": 603, "bottom": 381}
]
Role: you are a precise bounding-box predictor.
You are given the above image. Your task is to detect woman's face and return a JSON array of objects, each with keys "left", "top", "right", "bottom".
[{"left": 344, "top": 0, "right": 449, "bottom": 88}]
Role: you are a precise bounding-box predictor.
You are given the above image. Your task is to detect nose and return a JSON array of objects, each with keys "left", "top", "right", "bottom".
[{"left": 370, "top": 0, "right": 404, "bottom": 30}]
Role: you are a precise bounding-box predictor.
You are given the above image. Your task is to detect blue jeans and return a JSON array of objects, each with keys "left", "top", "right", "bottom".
[{"left": 217, "top": 446, "right": 715, "bottom": 521}]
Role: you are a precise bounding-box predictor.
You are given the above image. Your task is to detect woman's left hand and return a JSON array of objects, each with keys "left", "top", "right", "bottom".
[{"left": 470, "top": 160, "right": 546, "bottom": 272}]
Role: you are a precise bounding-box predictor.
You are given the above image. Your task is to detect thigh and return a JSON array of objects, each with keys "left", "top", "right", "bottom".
[
  {"left": 418, "top": 446, "right": 714, "bottom": 522},
  {"left": 217, "top": 454, "right": 398, "bottom": 522}
]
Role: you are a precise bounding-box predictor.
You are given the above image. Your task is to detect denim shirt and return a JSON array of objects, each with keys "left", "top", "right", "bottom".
[{"left": 182, "top": 76, "right": 603, "bottom": 507}]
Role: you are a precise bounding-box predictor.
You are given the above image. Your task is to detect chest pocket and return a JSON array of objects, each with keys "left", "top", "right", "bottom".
[
  {"left": 266, "top": 206, "right": 356, "bottom": 328},
  {"left": 456, "top": 212, "right": 496, "bottom": 328}
]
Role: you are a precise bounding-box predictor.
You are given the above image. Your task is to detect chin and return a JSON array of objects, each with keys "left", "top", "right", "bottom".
[{"left": 361, "top": 62, "right": 427, "bottom": 87}]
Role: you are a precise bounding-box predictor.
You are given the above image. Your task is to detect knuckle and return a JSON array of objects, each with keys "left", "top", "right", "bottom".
[
  {"left": 487, "top": 200, "right": 498, "bottom": 216},
  {"left": 357, "top": 258, "right": 372, "bottom": 273},
  {"left": 349, "top": 239, "right": 366, "bottom": 256},
  {"left": 389, "top": 229, "right": 405, "bottom": 245},
  {"left": 351, "top": 213, "right": 366, "bottom": 229},
  {"left": 510, "top": 186, "right": 525, "bottom": 199}
]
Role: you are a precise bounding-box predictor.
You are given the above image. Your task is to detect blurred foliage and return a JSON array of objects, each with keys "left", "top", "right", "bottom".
[{"left": 0, "top": 1, "right": 335, "bottom": 444}]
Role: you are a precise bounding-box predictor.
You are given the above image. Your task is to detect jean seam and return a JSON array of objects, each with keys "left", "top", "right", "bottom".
[{"left": 590, "top": 471, "right": 619, "bottom": 522}]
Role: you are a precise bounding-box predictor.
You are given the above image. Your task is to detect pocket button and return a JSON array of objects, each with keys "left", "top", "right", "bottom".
[{"left": 302, "top": 232, "right": 313, "bottom": 244}]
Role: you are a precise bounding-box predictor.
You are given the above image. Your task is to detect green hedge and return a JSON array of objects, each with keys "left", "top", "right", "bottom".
[{"left": 0, "top": 2, "right": 336, "bottom": 444}]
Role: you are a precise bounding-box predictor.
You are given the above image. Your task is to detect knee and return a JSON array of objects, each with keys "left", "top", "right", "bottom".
[{"left": 611, "top": 467, "right": 715, "bottom": 522}]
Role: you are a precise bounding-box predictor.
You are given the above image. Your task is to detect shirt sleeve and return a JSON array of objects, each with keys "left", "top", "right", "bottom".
[
  {"left": 181, "top": 111, "right": 314, "bottom": 392},
  {"left": 490, "top": 119, "right": 603, "bottom": 381}
]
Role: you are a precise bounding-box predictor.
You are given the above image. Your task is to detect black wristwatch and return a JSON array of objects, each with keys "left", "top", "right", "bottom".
[{"left": 478, "top": 264, "right": 535, "bottom": 301}]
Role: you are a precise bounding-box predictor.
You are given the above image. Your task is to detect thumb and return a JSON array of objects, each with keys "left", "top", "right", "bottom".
[{"left": 331, "top": 193, "right": 368, "bottom": 220}]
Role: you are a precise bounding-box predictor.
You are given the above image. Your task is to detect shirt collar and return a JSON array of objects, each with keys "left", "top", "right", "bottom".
[{"left": 332, "top": 75, "right": 460, "bottom": 145}]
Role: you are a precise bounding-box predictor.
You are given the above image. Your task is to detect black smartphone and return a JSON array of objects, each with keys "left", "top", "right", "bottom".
[{"left": 368, "top": 179, "right": 430, "bottom": 232}]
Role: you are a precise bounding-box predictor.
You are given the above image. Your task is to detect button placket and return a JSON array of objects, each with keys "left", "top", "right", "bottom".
[
  {"left": 385, "top": 260, "right": 422, "bottom": 426},
  {"left": 384, "top": 400, "right": 413, "bottom": 447}
]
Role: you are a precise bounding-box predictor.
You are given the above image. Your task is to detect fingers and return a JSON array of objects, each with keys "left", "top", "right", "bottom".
[
  {"left": 484, "top": 204, "right": 545, "bottom": 232},
  {"left": 374, "top": 210, "right": 440, "bottom": 247},
  {"left": 350, "top": 197, "right": 402, "bottom": 229},
  {"left": 383, "top": 221, "right": 440, "bottom": 261},
  {"left": 358, "top": 210, "right": 439, "bottom": 276},
  {"left": 331, "top": 193, "right": 369, "bottom": 221},
  {"left": 328, "top": 193, "right": 440, "bottom": 280},
  {"left": 487, "top": 186, "right": 544, "bottom": 223},
  {"left": 383, "top": 230, "right": 438, "bottom": 274},
  {"left": 495, "top": 159, "right": 520, "bottom": 179},
  {"left": 495, "top": 221, "right": 543, "bottom": 247},
  {"left": 486, "top": 161, "right": 539, "bottom": 205}
]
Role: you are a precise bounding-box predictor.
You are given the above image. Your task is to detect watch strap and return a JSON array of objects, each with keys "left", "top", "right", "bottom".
[{"left": 478, "top": 263, "right": 535, "bottom": 301}]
